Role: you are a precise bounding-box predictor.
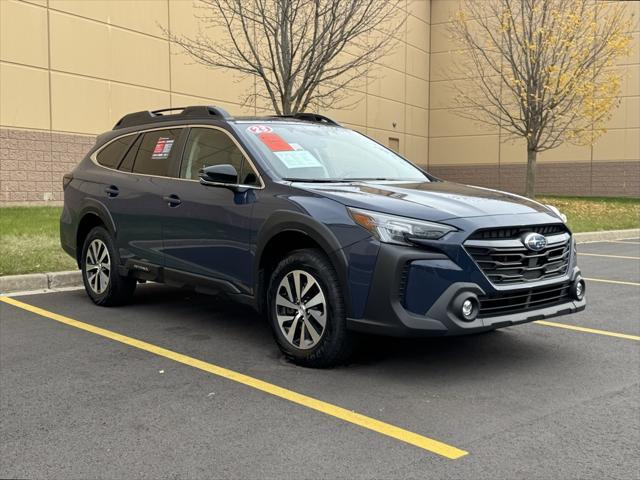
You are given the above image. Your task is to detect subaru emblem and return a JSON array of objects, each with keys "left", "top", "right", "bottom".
[{"left": 523, "top": 233, "right": 547, "bottom": 251}]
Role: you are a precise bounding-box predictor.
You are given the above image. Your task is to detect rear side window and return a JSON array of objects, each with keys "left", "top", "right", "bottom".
[
  {"left": 132, "top": 129, "right": 182, "bottom": 177},
  {"left": 96, "top": 136, "right": 135, "bottom": 169}
]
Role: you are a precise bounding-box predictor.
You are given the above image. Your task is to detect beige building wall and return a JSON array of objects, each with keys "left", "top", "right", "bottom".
[
  {"left": 0, "top": 0, "right": 430, "bottom": 203},
  {"left": 0, "top": 0, "right": 637, "bottom": 204},
  {"left": 427, "top": 0, "right": 639, "bottom": 196}
]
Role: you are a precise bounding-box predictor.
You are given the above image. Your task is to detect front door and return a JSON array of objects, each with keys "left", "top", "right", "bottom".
[{"left": 161, "top": 126, "right": 261, "bottom": 293}]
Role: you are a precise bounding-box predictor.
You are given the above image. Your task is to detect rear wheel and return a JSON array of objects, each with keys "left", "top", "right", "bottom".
[
  {"left": 81, "top": 226, "right": 136, "bottom": 306},
  {"left": 267, "top": 249, "right": 352, "bottom": 368}
]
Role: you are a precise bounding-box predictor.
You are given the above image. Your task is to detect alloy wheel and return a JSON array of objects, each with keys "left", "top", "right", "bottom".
[
  {"left": 85, "top": 239, "right": 111, "bottom": 294},
  {"left": 275, "top": 270, "right": 327, "bottom": 349}
]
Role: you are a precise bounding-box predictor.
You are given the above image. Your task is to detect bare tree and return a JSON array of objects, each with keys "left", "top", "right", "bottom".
[
  {"left": 168, "top": 0, "right": 404, "bottom": 115},
  {"left": 449, "top": 0, "right": 633, "bottom": 197}
]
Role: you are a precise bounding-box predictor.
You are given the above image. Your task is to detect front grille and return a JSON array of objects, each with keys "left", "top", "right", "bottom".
[
  {"left": 465, "top": 232, "right": 572, "bottom": 285},
  {"left": 468, "top": 224, "right": 567, "bottom": 240},
  {"left": 478, "top": 282, "right": 572, "bottom": 318}
]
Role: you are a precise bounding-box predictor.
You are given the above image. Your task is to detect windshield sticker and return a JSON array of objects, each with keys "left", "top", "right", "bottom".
[
  {"left": 258, "top": 132, "right": 294, "bottom": 151},
  {"left": 274, "top": 150, "right": 323, "bottom": 169},
  {"left": 151, "top": 137, "right": 174, "bottom": 160},
  {"left": 247, "top": 125, "right": 273, "bottom": 134}
]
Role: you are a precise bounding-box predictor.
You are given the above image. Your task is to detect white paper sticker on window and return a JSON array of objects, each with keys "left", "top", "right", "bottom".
[{"left": 274, "top": 150, "right": 323, "bottom": 169}]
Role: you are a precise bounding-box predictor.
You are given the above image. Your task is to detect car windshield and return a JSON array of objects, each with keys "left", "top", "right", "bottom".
[{"left": 237, "top": 122, "right": 429, "bottom": 182}]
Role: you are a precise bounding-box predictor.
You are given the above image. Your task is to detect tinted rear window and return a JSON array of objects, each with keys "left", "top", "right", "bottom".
[
  {"left": 96, "top": 136, "right": 135, "bottom": 169},
  {"left": 132, "top": 129, "right": 182, "bottom": 177}
]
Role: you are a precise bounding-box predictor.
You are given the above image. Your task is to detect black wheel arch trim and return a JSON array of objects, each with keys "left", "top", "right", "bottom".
[
  {"left": 78, "top": 198, "right": 117, "bottom": 237},
  {"left": 254, "top": 210, "right": 351, "bottom": 314}
]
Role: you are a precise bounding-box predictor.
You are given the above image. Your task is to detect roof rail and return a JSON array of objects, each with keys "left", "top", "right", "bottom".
[
  {"left": 272, "top": 113, "right": 341, "bottom": 126},
  {"left": 113, "top": 105, "right": 233, "bottom": 130}
]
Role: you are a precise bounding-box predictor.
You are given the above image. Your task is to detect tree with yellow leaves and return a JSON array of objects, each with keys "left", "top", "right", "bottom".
[{"left": 449, "top": 0, "right": 633, "bottom": 198}]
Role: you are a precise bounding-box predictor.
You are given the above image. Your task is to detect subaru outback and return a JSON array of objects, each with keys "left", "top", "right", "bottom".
[{"left": 60, "top": 106, "right": 586, "bottom": 367}]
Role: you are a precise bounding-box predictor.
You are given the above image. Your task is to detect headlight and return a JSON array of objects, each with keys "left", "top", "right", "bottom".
[
  {"left": 348, "top": 207, "right": 456, "bottom": 245},
  {"left": 546, "top": 204, "right": 567, "bottom": 223}
]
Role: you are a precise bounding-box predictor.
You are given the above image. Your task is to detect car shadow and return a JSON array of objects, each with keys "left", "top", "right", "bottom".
[{"left": 125, "top": 283, "right": 573, "bottom": 379}]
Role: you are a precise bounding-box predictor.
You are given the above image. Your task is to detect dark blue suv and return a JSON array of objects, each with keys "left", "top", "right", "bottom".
[{"left": 61, "top": 106, "right": 586, "bottom": 367}]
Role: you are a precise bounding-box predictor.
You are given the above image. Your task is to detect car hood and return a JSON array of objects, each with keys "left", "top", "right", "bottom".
[{"left": 295, "top": 180, "right": 554, "bottom": 222}]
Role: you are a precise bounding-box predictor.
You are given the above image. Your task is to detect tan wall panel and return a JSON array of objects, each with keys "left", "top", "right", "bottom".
[
  {"left": 605, "top": 96, "right": 640, "bottom": 130},
  {"left": 430, "top": 108, "right": 497, "bottom": 137},
  {"left": 49, "top": 0, "right": 110, "bottom": 23},
  {"left": 50, "top": 72, "right": 110, "bottom": 134},
  {"left": 406, "top": 75, "right": 429, "bottom": 108},
  {"left": 22, "top": 0, "right": 47, "bottom": 6},
  {"left": 110, "top": 28, "right": 169, "bottom": 90},
  {"left": 109, "top": 0, "right": 168, "bottom": 37},
  {"left": 538, "top": 142, "right": 591, "bottom": 163},
  {"left": 0, "top": 63, "right": 50, "bottom": 130},
  {"left": 429, "top": 80, "right": 459, "bottom": 108},
  {"left": 406, "top": 45, "right": 429, "bottom": 79},
  {"left": 368, "top": 65, "right": 405, "bottom": 103},
  {"left": 621, "top": 64, "right": 640, "bottom": 97},
  {"left": 406, "top": 105, "right": 429, "bottom": 136},
  {"left": 170, "top": 48, "right": 255, "bottom": 105},
  {"left": 405, "top": 134, "right": 428, "bottom": 165},
  {"left": 170, "top": 93, "right": 255, "bottom": 117},
  {"left": 49, "top": 11, "right": 110, "bottom": 79},
  {"left": 366, "top": 95, "right": 405, "bottom": 132},
  {"left": 499, "top": 137, "right": 527, "bottom": 164},
  {"left": 324, "top": 90, "right": 366, "bottom": 127},
  {"left": 366, "top": 128, "right": 406, "bottom": 155},
  {"left": 109, "top": 84, "right": 170, "bottom": 126},
  {"left": 382, "top": 42, "right": 407, "bottom": 73},
  {"left": 593, "top": 128, "right": 640, "bottom": 161},
  {"left": 407, "top": 0, "right": 430, "bottom": 24},
  {"left": 429, "top": 135, "right": 499, "bottom": 165},
  {"left": 406, "top": 14, "right": 429, "bottom": 51},
  {"left": 0, "top": 0, "right": 48, "bottom": 68},
  {"left": 430, "top": 0, "right": 461, "bottom": 25}
]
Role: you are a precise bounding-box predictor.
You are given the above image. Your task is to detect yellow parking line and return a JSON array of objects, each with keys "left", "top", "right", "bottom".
[
  {"left": 584, "top": 277, "right": 640, "bottom": 286},
  {"left": 535, "top": 320, "right": 640, "bottom": 341},
  {"left": 0, "top": 296, "right": 467, "bottom": 460},
  {"left": 579, "top": 253, "right": 640, "bottom": 260}
]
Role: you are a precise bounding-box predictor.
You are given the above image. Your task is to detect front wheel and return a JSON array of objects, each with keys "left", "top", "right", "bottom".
[
  {"left": 267, "top": 249, "right": 352, "bottom": 368},
  {"left": 81, "top": 226, "right": 136, "bottom": 306}
]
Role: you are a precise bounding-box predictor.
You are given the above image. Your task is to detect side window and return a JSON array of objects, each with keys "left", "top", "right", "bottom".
[
  {"left": 118, "top": 134, "right": 142, "bottom": 172},
  {"left": 132, "top": 129, "right": 182, "bottom": 177},
  {"left": 180, "top": 128, "right": 259, "bottom": 185},
  {"left": 96, "top": 136, "right": 135, "bottom": 169}
]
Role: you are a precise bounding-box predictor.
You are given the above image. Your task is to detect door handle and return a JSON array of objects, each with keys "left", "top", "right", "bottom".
[
  {"left": 163, "top": 194, "right": 182, "bottom": 207},
  {"left": 105, "top": 185, "right": 119, "bottom": 197}
]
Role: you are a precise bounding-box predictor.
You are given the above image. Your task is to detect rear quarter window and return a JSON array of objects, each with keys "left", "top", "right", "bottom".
[
  {"left": 95, "top": 136, "right": 135, "bottom": 169},
  {"left": 132, "top": 129, "right": 182, "bottom": 177}
]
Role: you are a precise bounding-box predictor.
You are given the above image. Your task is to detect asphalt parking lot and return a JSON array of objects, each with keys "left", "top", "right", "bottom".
[{"left": 1, "top": 239, "right": 639, "bottom": 479}]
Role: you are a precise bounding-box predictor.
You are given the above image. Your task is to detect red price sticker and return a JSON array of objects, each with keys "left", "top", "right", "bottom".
[
  {"left": 247, "top": 125, "right": 273, "bottom": 134},
  {"left": 258, "top": 132, "right": 294, "bottom": 152}
]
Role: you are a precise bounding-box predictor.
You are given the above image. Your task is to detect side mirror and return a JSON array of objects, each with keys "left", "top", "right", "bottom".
[{"left": 199, "top": 164, "right": 238, "bottom": 186}]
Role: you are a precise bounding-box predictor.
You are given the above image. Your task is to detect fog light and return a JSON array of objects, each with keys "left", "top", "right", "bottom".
[{"left": 462, "top": 299, "right": 474, "bottom": 318}]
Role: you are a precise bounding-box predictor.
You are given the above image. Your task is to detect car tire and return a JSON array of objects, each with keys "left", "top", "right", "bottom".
[
  {"left": 81, "top": 226, "right": 136, "bottom": 306},
  {"left": 267, "top": 248, "right": 352, "bottom": 368}
]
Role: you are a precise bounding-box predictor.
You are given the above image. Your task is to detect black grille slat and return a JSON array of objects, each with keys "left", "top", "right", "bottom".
[
  {"left": 478, "top": 283, "right": 572, "bottom": 317},
  {"left": 465, "top": 226, "right": 572, "bottom": 285},
  {"left": 469, "top": 224, "right": 567, "bottom": 240}
]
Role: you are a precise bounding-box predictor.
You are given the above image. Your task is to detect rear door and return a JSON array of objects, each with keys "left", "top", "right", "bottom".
[
  {"left": 160, "top": 126, "right": 261, "bottom": 292},
  {"left": 98, "top": 128, "right": 186, "bottom": 268}
]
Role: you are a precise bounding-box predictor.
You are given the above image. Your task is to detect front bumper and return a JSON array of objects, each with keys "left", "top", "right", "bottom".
[{"left": 345, "top": 242, "right": 586, "bottom": 337}]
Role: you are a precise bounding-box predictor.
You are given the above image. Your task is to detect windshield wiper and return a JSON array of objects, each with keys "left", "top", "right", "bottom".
[{"left": 281, "top": 178, "right": 351, "bottom": 183}]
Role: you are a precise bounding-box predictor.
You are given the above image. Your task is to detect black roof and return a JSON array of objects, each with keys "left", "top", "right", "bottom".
[{"left": 113, "top": 106, "right": 340, "bottom": 130}]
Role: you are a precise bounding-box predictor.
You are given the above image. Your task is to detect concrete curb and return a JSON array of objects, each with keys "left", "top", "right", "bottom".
[
  {"left": 574, "top": 228, "right": 640, "bottom": 244},
  {"left": 0, "top": 228, "right": 638, "bottom": 294},
  {"left": 0, "top": 270, "right": 82, "bottom": 294}
]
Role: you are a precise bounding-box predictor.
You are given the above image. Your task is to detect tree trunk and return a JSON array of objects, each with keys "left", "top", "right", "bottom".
[{"left": 525, "top": 148, "right": 537, "bottom": 198}]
